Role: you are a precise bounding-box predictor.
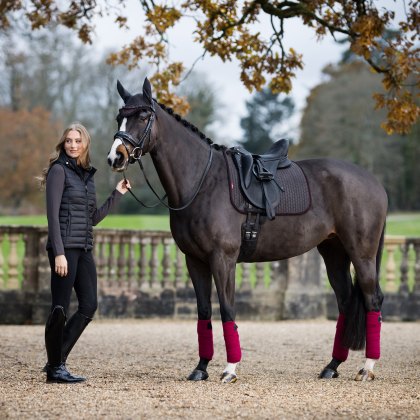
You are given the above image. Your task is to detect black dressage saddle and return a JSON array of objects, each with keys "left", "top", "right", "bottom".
[{"left": 231, "top": 139, "right": 292, "bottom": 220}]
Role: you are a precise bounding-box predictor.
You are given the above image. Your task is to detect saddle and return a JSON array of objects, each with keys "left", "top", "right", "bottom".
[{"left": 231, "top": 139, "right": 292, "bottom": 220}]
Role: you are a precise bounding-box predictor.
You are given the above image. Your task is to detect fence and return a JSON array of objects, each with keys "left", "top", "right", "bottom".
[{"left": 0, "top": 225, "right": 419, "bottom": 323}]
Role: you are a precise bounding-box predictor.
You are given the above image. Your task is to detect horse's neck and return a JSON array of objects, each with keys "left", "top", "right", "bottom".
[{"left": 150, "top": 115, "right": 211, "bottom": 207}]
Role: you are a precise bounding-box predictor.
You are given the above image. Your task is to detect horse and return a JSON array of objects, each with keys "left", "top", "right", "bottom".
[{"left": 107, "top": 78, "right": 387, "bottom": 383}]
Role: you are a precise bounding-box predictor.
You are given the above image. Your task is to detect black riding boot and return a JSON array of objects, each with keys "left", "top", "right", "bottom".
[
  {"left": 45, "top": 306, "right": 85, "bottom": 383},
  {"left": 62, "top": 311, "right": 92, "bottom": 363},
  {"left": 43, "top": 311, "right": 92, "bottom": 372}
]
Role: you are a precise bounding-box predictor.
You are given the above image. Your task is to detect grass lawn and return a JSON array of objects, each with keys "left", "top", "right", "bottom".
[
  {"left": 0, "top": 214, "right": 170, "bottom": 231},
  {"left": 385, "top": 213, "right": 420, "bottom": 236},
  {"left": 1, "top": 212, "right": 419, "bottom": 235}
]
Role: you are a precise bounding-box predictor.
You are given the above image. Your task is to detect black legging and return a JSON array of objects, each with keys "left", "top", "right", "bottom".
[{"left": 47, "top": 249, "right": 98, "bottom": 318}]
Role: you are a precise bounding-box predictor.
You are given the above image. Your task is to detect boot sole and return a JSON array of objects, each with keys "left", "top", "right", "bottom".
[{"left": 46, "top": 378, "right": 86, "bottom": 383}]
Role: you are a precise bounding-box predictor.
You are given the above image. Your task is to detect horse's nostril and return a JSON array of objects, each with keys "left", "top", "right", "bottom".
[
  {"left": 116, "top": 152, "right": 124, "bottom": 164},
  {"left": 107, "top": 157, "right": 112, "bottom": 166}
]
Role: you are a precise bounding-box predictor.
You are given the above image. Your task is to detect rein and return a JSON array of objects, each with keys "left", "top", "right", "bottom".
[
  {"left": 115, "top": 102, "right": 214, "bottom": 211},
  {"left": 124, "top": 144, "right": 213, "bottom": 211}
]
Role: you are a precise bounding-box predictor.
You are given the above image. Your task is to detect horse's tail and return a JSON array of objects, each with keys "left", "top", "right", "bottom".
[{"left": 342, "top": 222, "right": 386, "bottom": 350}]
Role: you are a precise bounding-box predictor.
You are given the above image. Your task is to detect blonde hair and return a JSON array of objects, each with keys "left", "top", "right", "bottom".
[{"left": 38, "top": 122, "right": 92, "bottom": 188}]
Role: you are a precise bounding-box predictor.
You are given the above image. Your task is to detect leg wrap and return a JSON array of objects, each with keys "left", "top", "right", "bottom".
[
  {"left": 197, "top": 320, "right": 214, "bottom": 361},
  {"left": 222, "top": 321, "right": 242, "bottom": 363},
  {"left": 366, "top": 311, "right": 382, "bottom": 359},
  {"left": 332, "top": 313, "right": 349, "bottom": 362}
]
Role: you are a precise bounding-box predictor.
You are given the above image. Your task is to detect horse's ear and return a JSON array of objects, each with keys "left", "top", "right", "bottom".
[
  {"left": 143, "top": 77, "right": 153, "bottom": 105},
  {"left": 117, "top": 80, "right": 131, "bottom": 103}
]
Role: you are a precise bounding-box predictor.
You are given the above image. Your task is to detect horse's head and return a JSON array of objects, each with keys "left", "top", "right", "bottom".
[{"left": 107, "top": 78, "right": 157, "bottom": 172}]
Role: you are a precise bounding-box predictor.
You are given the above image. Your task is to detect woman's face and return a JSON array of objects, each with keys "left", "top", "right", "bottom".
[{"left": 64, "top": 130, "right": 84, "bottom": 159}]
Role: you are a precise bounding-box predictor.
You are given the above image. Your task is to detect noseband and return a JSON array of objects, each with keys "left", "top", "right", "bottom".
[{"left": 113, "top": 100, "right": 156, "bottom": 162}]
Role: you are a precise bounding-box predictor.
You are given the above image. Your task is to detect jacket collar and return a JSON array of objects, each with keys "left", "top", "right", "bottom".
[{"left": 57, "top": 152, "right": 97, "bottom": 178}]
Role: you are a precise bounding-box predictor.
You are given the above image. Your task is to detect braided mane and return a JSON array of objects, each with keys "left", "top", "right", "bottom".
[{"left": 158, "top": 102, "right": 223, "bottom": 151}]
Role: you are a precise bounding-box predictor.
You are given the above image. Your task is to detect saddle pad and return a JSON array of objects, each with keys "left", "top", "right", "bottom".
[{"left": 224, "top": 150, "right": 311, "bottom": 216}]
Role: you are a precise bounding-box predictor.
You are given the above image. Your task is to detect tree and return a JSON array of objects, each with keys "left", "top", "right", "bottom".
[
  {"left": 0, "top": 107, "right": 59, "bottom": 213},
  {"left": 294, "top": 60, "right": 420, "bottom": 210},
  {"left": 1, "top": 1, "right": 418, "bottom": 134},
  {"left": 178, "top": 72, "right": 220, "bottom": 138},
  {"left": 0, "top": 25, "right": 143, "bottom": 208},
  {"left": 239, "top": 88, "right": 294, "bottom": 154},
  {"left": 0, "top": 22, "right": 222, "bottom": 214}
]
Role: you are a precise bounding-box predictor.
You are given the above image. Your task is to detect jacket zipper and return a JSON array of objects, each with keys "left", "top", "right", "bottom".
[{"left": 84, "top": 183, "right": 88, "bottom": 252}]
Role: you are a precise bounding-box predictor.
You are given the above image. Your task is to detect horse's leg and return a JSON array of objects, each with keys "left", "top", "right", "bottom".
[
  {"left": 210, "top": 253, "right": 241, "bottom": 384},
  {"left": 317, "top": 238, "right": 352, "bottom": 379},
  {"left": 339, "top": 224, "right": 385, "bottom": 381},
  {"left": 351, "top": 258, "right": 384, "bottom": 381},
  {"left": 185, "top": 254, "right": 214, "bottom": 381}
]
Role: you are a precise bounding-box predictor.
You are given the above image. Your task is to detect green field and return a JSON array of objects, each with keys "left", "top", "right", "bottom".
[
  {"left": 0, "top": 212, "right": 419, "bottom": 235},
  {"left": 0, "top": 214, "right": 170, "bottom": 230},
  {"left": 385, "top": 213, "right": 420, "bottom": 236}
]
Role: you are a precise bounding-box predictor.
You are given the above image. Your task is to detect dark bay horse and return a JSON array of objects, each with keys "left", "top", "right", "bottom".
[{"left": 107, "top": 78, "right": 387, "bottom": 383}]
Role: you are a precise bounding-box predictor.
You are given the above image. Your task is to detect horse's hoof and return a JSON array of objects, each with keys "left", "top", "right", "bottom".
[
  {"left": 220, "top": 372, "right": 238, "bottom": 383},
  {"left": 354, "top": 368, "right": 375, "bottom": 381},
  {"left": 187, "top": 369, "right": 209, "bottom": 381},
  {"left": 318, "top": 367, "right": 339, "bottom": 379}
]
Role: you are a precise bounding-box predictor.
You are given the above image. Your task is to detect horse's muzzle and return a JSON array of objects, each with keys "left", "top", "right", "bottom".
[{"left": 107, "top": 147, "right": 128, "bottom": 172}]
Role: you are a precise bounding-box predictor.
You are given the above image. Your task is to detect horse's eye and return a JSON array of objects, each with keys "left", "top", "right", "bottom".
[{"left": 139, "top": 111, "right": 149, "bottom": 121}]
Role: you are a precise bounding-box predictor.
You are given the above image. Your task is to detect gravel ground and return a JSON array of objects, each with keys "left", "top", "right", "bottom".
[{"left": 0, "top": 319, "right": 419, "bottom": 419}]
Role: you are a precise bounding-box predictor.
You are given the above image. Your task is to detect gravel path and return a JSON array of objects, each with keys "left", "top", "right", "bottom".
[{"left": 0, "top": 320, "right": 419, "bottom": 419}]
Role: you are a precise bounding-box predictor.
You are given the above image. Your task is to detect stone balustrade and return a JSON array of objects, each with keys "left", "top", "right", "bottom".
[
  {"left": 0, "top": 226, "right": 284, "bottom": 293},
  {"left": 0, "top": 225, "right": 419, "bottom": 323}
]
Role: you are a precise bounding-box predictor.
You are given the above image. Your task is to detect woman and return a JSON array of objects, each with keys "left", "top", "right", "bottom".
[{"left": 39, "top": 122, "right": 131, "bottom": 383}]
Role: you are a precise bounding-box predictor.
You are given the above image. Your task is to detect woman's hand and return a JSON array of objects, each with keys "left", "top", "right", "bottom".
[
  {"left": 116, "top": 179, "right": 131, "bottom": 194},
  {"left": 55, "top": 255, "right": 68, "bottom": 277}
]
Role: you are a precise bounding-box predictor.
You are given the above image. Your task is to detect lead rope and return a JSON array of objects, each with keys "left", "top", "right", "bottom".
[
  {"left": 123, "top": 172, "right": 162, "bottom": 208},
  {"left": 123, "top": 144, "right": 214, "bottom": 211}
]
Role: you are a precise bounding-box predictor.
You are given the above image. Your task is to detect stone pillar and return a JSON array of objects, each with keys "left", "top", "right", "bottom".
[
  {"left": 0, "top": 232, "right": 4, "bottom": 289},
  {"left": 399, "top": 241, "right": 410, "bottom": 295},
  {"left": 250, "top": 259, "right": 288, "bottom": 320},
  {"left": 37, "top": 234, "right": 50, "bottom": 291},
  {"left": 7, "top": 233, "right": 20, "bottom": 289},
  {"left": 282, "top": 248, "right": 325, "bottom": 319},
  {"left": 412, "top": 240, "right": 420, "bottom": 296},
  {"left": 22, "top": 228, "right": 41, "bottom": 292}
]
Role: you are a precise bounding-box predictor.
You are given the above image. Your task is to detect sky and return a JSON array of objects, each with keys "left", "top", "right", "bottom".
[{"left": 91, "top": 1, "right": 404, "bottom": 144}]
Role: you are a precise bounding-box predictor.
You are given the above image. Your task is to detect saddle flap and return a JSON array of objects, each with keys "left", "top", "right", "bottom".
[
  {"left": 231, "top": 148, "right": 249, "bottom": 189},
  {"left": 230, "top": 140, "right": 297, "bottom": 219},
  {"left": 232, "top": 153, "right": 282, "bottom": 219}
]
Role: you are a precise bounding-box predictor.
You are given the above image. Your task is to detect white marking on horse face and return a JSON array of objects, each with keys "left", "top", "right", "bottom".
[
  {"left": 107, "top": 138, "right": 123, "bottom": 163},
  {"left": 108, "top": 118, "right": 129, "bottom": 170}
]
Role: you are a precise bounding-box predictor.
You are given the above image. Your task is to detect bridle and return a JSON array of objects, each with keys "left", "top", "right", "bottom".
[
  {"left": 114, "top": 100, "right": 156, "bottom": 163},
  {"left": 113, "top": 100, "right": 214, "bottom": 211}
]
